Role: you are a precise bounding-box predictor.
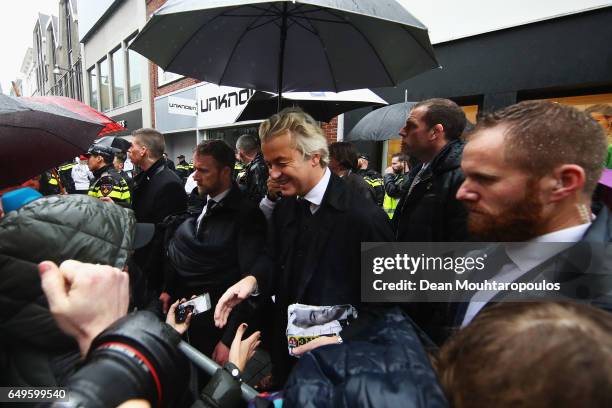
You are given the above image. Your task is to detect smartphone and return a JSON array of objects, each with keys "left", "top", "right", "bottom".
[{"left": 175, "top": 293, "right": 212, "bottom": 323}]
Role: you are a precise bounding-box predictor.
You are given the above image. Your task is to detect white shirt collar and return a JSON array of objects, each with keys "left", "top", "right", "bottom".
[
  {"left": 302, "top": 167, "right": 331, "bottom": 207},
  {"left": 505, "top": 222, "right": 592, "bottom": 273}
]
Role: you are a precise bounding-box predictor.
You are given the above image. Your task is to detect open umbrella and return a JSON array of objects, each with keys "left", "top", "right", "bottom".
[
  {"left": 0, "top": 94, "right": 104, "bottom": 189},
  {"left": 236, "top": 89, "right": 387, "bottom": 122},
  {"left": 26, "top": 96, "right": 126, "bottom": 136},
  {"left": 347, "top": 102, "right": 416, "bottom": 141},
  {"left": 130, "top": 0, "right": 438, "bottom": 109}
]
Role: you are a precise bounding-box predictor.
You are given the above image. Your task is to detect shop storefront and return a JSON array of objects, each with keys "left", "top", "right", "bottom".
[
  {"left": 154, "top": 83, "right": 261, "bottom": 160},
  {"left": 345, "top": 6, "right": 612, "bottom": 171}
]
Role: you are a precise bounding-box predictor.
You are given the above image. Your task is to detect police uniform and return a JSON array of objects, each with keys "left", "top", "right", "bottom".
[
  {"left": 357, "top": 168, "right": 385, "bottom": 206},
  {"left": 175, "top": 157, "right": 193, "bottom": 184},
  {"left": 88, "top": 164, "right": 132, "bottom": 205},
  {"left": 234, "top": 161, "right": 246, "bottom": 182},
  {"left": 57, "top": 162, "right": 76, "bottom": 193}
]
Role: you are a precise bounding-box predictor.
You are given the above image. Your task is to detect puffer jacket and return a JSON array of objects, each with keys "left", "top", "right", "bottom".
[
  {"left": 392, "top": 140, "right": 468, "bottom": 242},
  {"left": 0, "top": 195, "right": 139, "bottom": 386},
  {"left": 283, "top": 307, "right": 448, "bottom": 408}
]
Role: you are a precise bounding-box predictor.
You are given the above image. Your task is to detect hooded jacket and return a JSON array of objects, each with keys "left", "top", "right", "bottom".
[
  {"left": 283, "top": 307, "right": 448, "bottom": 408},
  {"left": 0, "top": 195, "right": 139, "bottom": 386}
]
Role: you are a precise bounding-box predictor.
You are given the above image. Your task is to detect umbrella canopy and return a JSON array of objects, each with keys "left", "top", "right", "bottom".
[
  {"left": 347, "top": 101, "right": 416, "bottom": 141},
  {"left": 236, "top": 89, "right": 387, "bottom": 122},
  {"left": 90, "top": 135, "right": 132, "bottom": 153},
  {"left": 0, "top": 94, "right": 104, "bottom": 189},
  {"left": 26, "top": 96, "right": 126, "bottom": 136},
  {"left": 130, "top": 0, "right": 439, "bottom": 98}
]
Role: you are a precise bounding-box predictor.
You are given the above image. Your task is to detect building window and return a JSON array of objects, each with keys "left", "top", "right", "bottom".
[
  {"left": 36, "top": 28, "right": 45, "bottom": 93},
  {"left": 99, "top": 58, "right": 110, "bottom": 112},
  {"left": 111, "top": 47, "right": 125, "bottom": 108},
  {"left": 65, "top": 0, "right": 73, "bottom": 67},
  {"left": 157, "top": 66, "right": 183, "bottom": 87},
  {"left": 88, "top": 66, "right": 98, "bottom": 110},
  {"left": 127, "top": 48, "right": 142, "bottom": 103}
]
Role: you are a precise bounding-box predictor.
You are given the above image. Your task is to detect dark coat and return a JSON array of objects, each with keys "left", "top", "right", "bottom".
[
  {"left": 132, "top": 158, "right": 187, "bottom": 292},
  {"left": 252, "top": 172, "right": 394, "bottom": 382},
  {"left": 344, "top": 172, "right": 378, "bottom": 205},
  {"left": 283, "top": 307, "right": 448, "bottom": 408},
  {"left": 392, "top": 140, "right": 468, "bottom": 242},
  {"left": 166, "top": 185, "right": 267, "bottom": 298},
  {"left": 238, "top": 151, "right": 269, "bottom": 204},
  {"left": 132, "top": 158, "right": 187, "bottom": 224},
  {"left": 165, "top": 184, "right": 269, "bottom": 353},
  {"left": 419, "top": 207, "right": 612, "bottom": 344}
]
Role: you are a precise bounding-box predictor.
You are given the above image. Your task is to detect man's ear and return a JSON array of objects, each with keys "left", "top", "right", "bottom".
[
  {"left": 548, "top": 164, "right": 586, "bottom": 202},
  {"left": 310, "top": 153, "right": 321, "bottom": 167},
  {"left": 431, "top": 124, "right": 444, "bottom": 141}
]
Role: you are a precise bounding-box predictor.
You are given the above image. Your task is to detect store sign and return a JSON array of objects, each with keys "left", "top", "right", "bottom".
[
  {"left": 168, "top": 96, "right": 198, "bottom": 117},
  {"left": 196, "top": 83, "right": 255, "bottom": 128}
]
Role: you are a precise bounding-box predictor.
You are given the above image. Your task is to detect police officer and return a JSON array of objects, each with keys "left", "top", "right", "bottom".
[
  {"left": 86, "top": 139, "right": 132, "bottom": 206},
  {"left": 356, "top": 153, "right": 385, "bottom": 206},
  {"left": 383, "top": 152, "right": 409, "bottom": 218},
  {"left": 175, "top": 154, "right": 191, "bottom": 184},
  {"left": 57, "top": 161, "right": 77, "bottom": 193}
]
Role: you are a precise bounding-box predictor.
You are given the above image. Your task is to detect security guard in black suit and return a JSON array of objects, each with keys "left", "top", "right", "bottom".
[{"left": 86, "top": 141, "right": 132, "bottom": 206}]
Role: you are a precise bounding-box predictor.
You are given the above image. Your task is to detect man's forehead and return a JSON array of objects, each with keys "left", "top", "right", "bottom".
[{"left": 408, "top": 106, "right": 427, "bottom": 120}]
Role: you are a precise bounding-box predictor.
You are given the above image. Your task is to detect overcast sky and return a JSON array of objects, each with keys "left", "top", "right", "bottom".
[{"left": 1, "top": 0, "right": 610, "bottom": 94}]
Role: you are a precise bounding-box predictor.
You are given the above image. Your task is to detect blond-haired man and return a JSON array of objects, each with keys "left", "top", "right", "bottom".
[{"left": 215, "top": 108, "right": 393, "bottom": 384}]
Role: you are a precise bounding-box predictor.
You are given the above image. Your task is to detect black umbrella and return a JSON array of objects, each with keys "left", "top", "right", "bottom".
[
  {"left": 347, "top": 102, "right": 416, "bottom": 141},
  {"left": 130, "top": 0, "right": 439, "bottom": 110},
  {"left": 236, "top": 89, "right": 387, "bottom": 122},
  {"left": 0, "top": 94, "right": 104, "bottom": 189}
]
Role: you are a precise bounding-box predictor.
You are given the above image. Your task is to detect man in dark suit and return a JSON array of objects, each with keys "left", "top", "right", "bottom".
[
  {"left": 164, "top": 140, "right": 267, "bottom": 364},
  {"left": 214, "top": 108, "right": 393, "bottom": 384},
  {"left": 128, "top": 128, "right": 187, "bottom": 294},
  {"left": 425, "top": 101, "right": 612, "bottom": 343}
]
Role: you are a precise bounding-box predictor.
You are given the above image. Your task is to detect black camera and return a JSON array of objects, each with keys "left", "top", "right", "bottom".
[
  {"left": 56, "top": 311, "right": 190, "bottom": 408},
  {"left": 176, "top": 304, "right": 195, "bottom": 323},
  {"left": 175, "top": 293, "right": 212, "bottom": 323}
]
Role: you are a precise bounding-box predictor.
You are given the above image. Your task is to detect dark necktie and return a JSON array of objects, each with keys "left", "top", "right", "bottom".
[
  {"left": 197, "top": 199, "right": 216, "bottom": 236},
  {"left": 298, "top": 197, "right": 312, "bottom": 218}
]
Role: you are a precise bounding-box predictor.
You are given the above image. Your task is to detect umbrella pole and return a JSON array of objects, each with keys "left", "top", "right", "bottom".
[{"left": 276, "top": 3, "right": 288, "bottom": 113}]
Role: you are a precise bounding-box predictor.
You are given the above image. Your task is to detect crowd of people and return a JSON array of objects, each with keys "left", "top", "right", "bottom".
[{"left": 1, "top": 98, "right": 612, "bottom": 407}]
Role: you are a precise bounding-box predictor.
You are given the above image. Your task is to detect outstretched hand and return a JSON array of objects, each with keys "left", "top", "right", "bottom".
[
  {"left": 229, "top": 323, "right": 261, "bottom": 372},
  {"left": 214, "top": 276, "right": 257, "bottom": 328}
]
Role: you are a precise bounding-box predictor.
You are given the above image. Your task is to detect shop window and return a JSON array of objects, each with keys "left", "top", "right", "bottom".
[
  {"left": 535, "top": 93, "right": 612, "bottom": 146},
  {"left": 111, "top": 47, "right": 125, "bottom": 108},
  {"left": 157, "top": 66, "right": 183, "bottom": 87},
  {"left": 128, "top": 49, "right": 142, "bottom": 103},
  {"left": 88, "top": 66, "right": 98, "bottom": 110},
  {"left": 99, "top": 58, "right": 110, "bottom": 112}
]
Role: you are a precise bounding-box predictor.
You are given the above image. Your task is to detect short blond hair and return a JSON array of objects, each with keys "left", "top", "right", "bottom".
[{"left": 259, "top": 107, "right": 329, "bottom": 167}]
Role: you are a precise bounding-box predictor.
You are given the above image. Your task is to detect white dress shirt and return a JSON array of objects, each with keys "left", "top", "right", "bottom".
[
  {"left": 259, "top": 167, "right": 331, "bottom": 220},
  {"left": 461, "top": 221, "right": 592, "bottom": 327}
]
